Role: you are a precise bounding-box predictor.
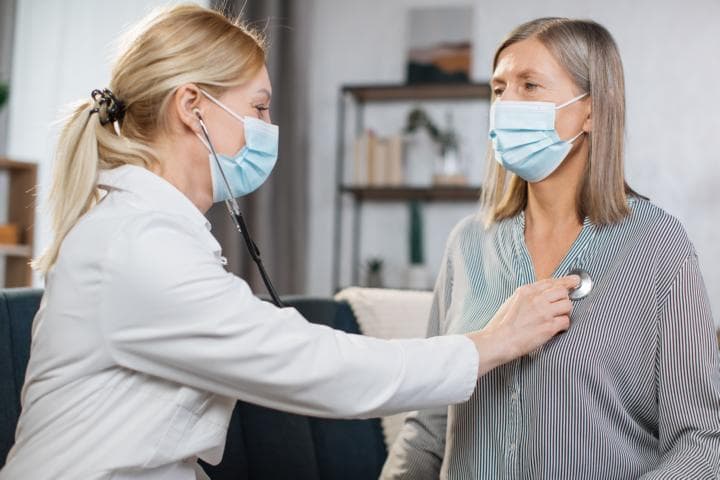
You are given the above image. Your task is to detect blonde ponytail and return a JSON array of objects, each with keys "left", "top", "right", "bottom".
[
  {"left": 33, "top": 4, "right": 266, "bottom": 274},
  {"left": 33, "top": 102, "right": 101, "bottom": 273}
]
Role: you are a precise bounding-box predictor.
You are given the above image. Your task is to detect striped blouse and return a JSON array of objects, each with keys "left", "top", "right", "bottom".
[{"left": 381, "top": 198, "right": 720, "bottom": 479}]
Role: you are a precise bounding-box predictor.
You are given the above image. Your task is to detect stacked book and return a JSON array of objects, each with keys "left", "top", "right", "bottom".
[{"left": 352, "top": 131, "right": 404, "bottom": 186}]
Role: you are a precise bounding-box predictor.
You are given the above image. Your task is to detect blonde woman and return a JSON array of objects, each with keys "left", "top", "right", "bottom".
[
  {"left": 0, "top": 6, "right": 582, "bottom": 480},
  {"left": 383, "top": 18, "right": 720, "bottom": 479}
]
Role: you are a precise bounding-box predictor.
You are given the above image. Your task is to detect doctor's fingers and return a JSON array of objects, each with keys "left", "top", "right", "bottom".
[
  {"left": 524, "top": 275, "right": 579, "bottom": 295},
  {"left": 555, "top": 275, "right": 582, "bottom": 291},
  {"left": 526, "top": 278, "right": 554, "bottom": 293},
  {"left": 525, "top": 292, "right": 572, "bottom": 321},
  {"left": 548, "top": 298, "right": 573, "bottom": 318},
  {"left": 549, "top": 315, "right": 571, "bottom": 334},
  {"left": 542, "top": 286, "right": 572, "bottom": 303}
]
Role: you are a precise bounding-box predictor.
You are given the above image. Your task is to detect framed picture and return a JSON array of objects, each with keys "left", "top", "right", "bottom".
[{"left": 406, "top": 6, "right": 473, "bottom": 84}]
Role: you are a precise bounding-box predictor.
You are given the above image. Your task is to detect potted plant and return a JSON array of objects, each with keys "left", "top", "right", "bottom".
[
  {"left": 405, "top": 108, "right": 456, "bottom": 156},
  {"left": 364, "top": 257, "right": 385, "bottom": 288},
  {"left": 404, "top": 107, "right": 466, "bottom": 186}
]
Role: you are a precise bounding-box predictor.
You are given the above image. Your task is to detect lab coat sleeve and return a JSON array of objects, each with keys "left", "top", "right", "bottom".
[
  {"left": 98, "top": 213, "right": 479, "bottom": 419},
  {"left": 381, "top": 242, "right": 457, "bottom": 479},
  {"left": 640, "top": 253, "right": 720, "bottom": 479}
]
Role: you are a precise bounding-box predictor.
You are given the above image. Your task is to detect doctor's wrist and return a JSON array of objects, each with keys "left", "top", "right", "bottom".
[{"left": 465, "top": 331, "right": 507, "bottom": 377}]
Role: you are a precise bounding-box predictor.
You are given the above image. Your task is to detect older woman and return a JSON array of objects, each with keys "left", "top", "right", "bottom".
[{"left": 382, "top": 18, "right": 720, "bottom": 479}]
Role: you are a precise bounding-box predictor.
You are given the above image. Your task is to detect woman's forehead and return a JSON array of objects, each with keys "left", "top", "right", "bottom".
[
  {"left": 494, "top": 38, "right": 562, "bottom": 80},
  {"left": 222, "top": 67, "right": 272, "bottom": 101}
]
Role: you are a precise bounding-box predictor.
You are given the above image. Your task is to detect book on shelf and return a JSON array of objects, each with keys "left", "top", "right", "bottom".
[{"left": 352, "top": 130, "right": 404, "bottom": 187}]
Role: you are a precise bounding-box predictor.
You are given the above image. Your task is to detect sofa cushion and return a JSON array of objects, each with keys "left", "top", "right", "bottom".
[
  {"left": 0, "top": 288, "right": 43, "bottom": 467},
  {"left": 288, "top": 297, "right": 387, "bottom": 479},
  {"left": 201, "top": 401, "right": 319, "bottom": 480}
]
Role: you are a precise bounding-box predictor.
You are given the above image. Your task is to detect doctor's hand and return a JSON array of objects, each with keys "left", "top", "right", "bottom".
[{"left": 465, "top": 275, "right": 579, "bottom": 377}]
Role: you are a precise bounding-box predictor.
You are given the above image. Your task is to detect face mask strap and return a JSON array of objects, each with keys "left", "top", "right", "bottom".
[
  {"left": 555, "top": 92, "right": 589, "bottom": 110},
  {"left": 567, "top": 130, "right": 585, "bottom": 144},
  {"left": 200, "top": 89, "right": 246, "bottom": 124}
]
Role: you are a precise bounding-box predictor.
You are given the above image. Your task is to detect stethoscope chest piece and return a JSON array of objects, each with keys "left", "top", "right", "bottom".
[{"left": 568, "top": 268, "right": 593, "bottom": 301}]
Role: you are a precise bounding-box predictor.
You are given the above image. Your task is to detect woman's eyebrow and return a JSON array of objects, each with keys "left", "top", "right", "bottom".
[
  {"left": 492, "top": 68, "right": 548, "bottom": 85},
  {"left": 255, "top": 88, "right": 272, "bottom": 101},
  {"left": 516, "top": 68, "right": 547, "bottom": 81}
]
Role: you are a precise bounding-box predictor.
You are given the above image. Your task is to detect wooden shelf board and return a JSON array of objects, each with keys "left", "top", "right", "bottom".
[
  {"left": 0, "top": 244, "right": 33, "bottom": 257},
  {"left": 0, "top": 158, "right": 37, "bottom": 171},
  {"left": 335, "top": 285, "right": 432, "bottom": 294},
  {"left": 341, "top": 185, "right": 482, "bottom": 202},
  {"left": 342, "top": 83, "right": 491, "bottom": 102},
  {"left": 0, "top": 157, "right": 37, "bottom": 287}
]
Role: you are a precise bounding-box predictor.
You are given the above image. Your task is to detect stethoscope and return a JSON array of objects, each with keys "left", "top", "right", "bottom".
[
  {"left": 568, "top": 268, "right": 593, "bottom": 300},
  {"left": 550, "top": 268, "right": 593, "bottom": 337},
  {"left": 195, "top": 109, "right": 285, "bottom": 308}
]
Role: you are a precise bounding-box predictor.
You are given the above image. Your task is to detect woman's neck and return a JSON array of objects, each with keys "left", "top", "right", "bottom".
[
  {"left": 525, "top": 180, "right": 579, "bottom": 233},
  {"left": 151, "top": 136, "right": 214, "bottom": 214},
  {"left": 524, "top": 138, "right": 588, "bottom": 233}
]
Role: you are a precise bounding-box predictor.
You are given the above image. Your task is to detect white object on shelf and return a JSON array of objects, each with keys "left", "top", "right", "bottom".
[{"left": 403, "top": 130, "right": 436, "bottom": 187}]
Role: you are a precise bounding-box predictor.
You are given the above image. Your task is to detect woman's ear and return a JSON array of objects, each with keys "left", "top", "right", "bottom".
[
  {"left": 582, "top": 96, "right": 592, "bottom": 133},
  {"left": 172, "top": 84, "right": 203, "bottom": 134}
]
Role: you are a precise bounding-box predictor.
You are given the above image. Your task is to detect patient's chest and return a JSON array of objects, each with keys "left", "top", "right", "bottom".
[{"left": 444, "top": 226, "right": 660, "bottom": 419}]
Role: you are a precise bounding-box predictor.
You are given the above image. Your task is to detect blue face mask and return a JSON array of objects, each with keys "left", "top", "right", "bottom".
[
  {"left": 196, "top": 90, "right": 279, "bottom": 202},
  {"left": 488, "top": 92, "right": 588, "bottom": 183}
]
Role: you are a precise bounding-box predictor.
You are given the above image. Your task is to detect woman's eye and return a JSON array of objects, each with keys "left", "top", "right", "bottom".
[
  {"left": 524, "top": 82, "right": 538, "bottom": 91},
  {"left": 493, "top": 88, "right": 504, "bottom": 96},
  {"left": 254, "top": 105, "right": 269, "bottom": 116}
]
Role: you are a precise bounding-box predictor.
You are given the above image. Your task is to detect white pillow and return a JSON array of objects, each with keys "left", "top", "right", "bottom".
[{"left": 334, "top": 287, "right": 434, "bottom": 448}]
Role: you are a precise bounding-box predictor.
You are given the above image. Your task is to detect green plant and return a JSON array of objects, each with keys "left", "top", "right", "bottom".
[
  {"left": 404, "top": 107, "right": 458, "bottom": 155},
  {"left": 364, "top": 257, "right": 385, "bottom": 288},
  {"left": 409, "top": 200, "right": 424, "bottom": 265},
  {"left": 0, "top": 82, "right": 8, "bottom": 110},
  {"left": 366, "top": 258, "right": 384, "bottom": 273}
]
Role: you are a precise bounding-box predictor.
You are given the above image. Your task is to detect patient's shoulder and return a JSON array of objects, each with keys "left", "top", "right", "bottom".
[
  {"left": 445, "top": 212, "right": 497, "bottom": 252},
  {"left": 619, "top": 198, "right": 698, "bottom": 293},
  {"left": 625, "top": 197, "right": 694, "bottom": 254}
]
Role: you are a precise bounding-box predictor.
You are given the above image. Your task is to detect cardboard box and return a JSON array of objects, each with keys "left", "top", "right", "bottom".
[{"left": 0, "top": 224, "right": 19, "bottom": 245}]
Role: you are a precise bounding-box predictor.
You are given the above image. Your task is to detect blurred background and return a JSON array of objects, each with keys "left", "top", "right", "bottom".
[{"left": 0, "top": 0, "right": 718, "bottom": 327}]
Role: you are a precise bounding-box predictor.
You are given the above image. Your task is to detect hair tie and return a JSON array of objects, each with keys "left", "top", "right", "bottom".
[{"left": 89, "top": 88, "right": 126, "bottom": 126}]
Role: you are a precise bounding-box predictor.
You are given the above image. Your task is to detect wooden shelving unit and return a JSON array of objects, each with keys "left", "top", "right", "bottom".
[
  {"left": 332, "top": 82, "right": 491, "bottom": 291},
  {"left": 342, "top": 83, "right": 491, "bottom": 102},
  {"left": 340, "top": 185, "right": 481, "bottom": 202},
  {"left": 0, "top": 158, "right": 37, "bottom": 287}
]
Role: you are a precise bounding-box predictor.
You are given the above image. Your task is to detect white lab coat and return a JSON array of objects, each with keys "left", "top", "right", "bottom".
[{"left": 0, "top": 165, "right": 478, "bottom": 479}]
